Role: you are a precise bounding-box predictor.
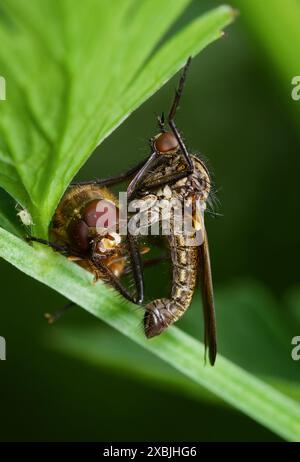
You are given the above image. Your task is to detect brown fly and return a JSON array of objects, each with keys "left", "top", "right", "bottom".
[
  {"left": 27, "top": 57, "right": 217, "bottom": 364},
  {"left": 67, "top": 57, "right": 217, "bottom": 364},
  {"left": 125, "top": 57, "right": 217, "bottom": 365},
  {"left": 27, "top": 183, "right": 146, "bottom": 321}
]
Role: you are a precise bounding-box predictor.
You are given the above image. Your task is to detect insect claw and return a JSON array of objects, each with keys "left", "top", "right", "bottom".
[
  {"left": 67, "top": 255, "right": 82, "bottom": 261},
  {"left": 44, "top": 312, "right": 55, "bottom": 324},
  {"left": 134, "top": 297, "right": 143, "bottom": 305}
]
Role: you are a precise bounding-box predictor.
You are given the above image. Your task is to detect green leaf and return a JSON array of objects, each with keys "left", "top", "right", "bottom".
[
  {"left": 48, "top": 326, "right": 220, "bottom": 406},
  {"left": 214, "top": 282, "right": 300, "bottom": 381},
  {"left": 0, "top": 0, "right": 235, "bottom": 235},
  {"left": 50, "top": 283, "right": 300, "bottom": 410},
  {"left": 48, "top": 323, "right": 300, "bottom": 407},
  {"left": 181, "top": 282, "right": 299, "bottom": 382},
  {"left": 0, "top": 188, "right": 23, "bottom": 236},
  {"left": 48, "top": 326, "right": 300, "bottom": 411},
  {"left": 265, "top": 378, "right": 300, "bottom": 404},
  {"left": 1, "top": 227, "right": 300, "bottom": 441}
]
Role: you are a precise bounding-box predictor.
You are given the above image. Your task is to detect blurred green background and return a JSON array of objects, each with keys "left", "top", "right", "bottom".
[{"left": 0, "top": 0, "right": 300, "bottom": 441}]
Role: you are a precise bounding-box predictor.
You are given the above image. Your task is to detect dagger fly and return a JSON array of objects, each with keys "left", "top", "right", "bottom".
[{"left": 126, "top": 57, "right": 217, "bottom": 365}]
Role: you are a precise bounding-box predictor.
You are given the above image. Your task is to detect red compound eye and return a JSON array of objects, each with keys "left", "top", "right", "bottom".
[
  {"left": 155, "top": 131, "right": 179, "bottom": 153},
  {"left": 82, "top": 199, "right": 119, "bottom": 231},
  {"left": 68, "top": 219, "right": 89, "bottom": 252}
]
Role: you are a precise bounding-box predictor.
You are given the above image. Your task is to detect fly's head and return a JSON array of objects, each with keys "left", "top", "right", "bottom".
[
  {"left": 92, "top": 231, "right": 122, "bottom": 258},
  {"left": 91, "top": 231, "right": 125, "bottom": 277},
  {"left": 64, "top": 197, "right": 124, "bottom": 270},
  {"left": 153, "top": 131, "right": 179, "bottom": 157}
]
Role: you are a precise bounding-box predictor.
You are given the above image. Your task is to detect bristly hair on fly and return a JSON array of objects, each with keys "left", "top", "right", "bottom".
[
  {"left": 175, "top": 127, "right": 221, "bottom": 220},
  {"left": 191, "top": 151, "right": 222, "bottom": 219}
]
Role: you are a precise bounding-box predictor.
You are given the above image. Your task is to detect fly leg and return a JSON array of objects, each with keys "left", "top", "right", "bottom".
[
  {"left": 168, "top": 56, "right": 193, "bottom": 173},
  {"left": 91, "top": 255, "right": 142, "bottom": 305},
  {"left": 126, "top": 150, "right": 161, "bottom": 200},
  {"left": 40, "top": 253, "right": 143, "bottom": 325},
  {"left": 44, "top": 253, "right": 163, "bottom": 324},
  {"left": 26, "top": 236, "right": 69, "bottom": 253},
  {"left": 127, "top": 156, "right": 193, "bottom": 199},
  {"left": 90, "top": 234, "right": 144, "bottom": 305},
  {"left": 42, "top": 259, "right": 141, "bottom": 326},
  {"left": 71, "top": 59, "right": 192, "bottom": 191},
  {"left": 126, "top": 234, "right": 144, "bottom": 304},
  {"left": 44, "top": 301, "right": 76, "bottom": 324},
  {"left": 123, "top": 254, "right": 169, "bottom": 276},
  {"left": 157, "top": 112, "right": 166, "bottom": 132},
  {"left": 70, "top": 158, "right": 148, "bottom": 187},
  {"left": 127, "top": 58, "right": 194, "bottom": 200},
  {"left": 26, "top": 236, "right": 84, "bottom": 259},
  {"left": 27, "top": 236, "right": 141, "bottom": 302},
  {"left": 27, "top": 235, "right": 142, "bottom": 303}
]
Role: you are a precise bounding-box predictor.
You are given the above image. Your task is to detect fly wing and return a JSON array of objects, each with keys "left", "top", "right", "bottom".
[{"left": 199, "top": 229, "right": 217, "bottom": 365}]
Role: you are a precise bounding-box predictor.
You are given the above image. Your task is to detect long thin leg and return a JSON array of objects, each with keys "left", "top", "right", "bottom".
[
  {"left": 127, "top": 58, "right": 194, "bottom": 200},
  {"left": 26, "top": 236, "right": 69, "bottom": 253},
  {"left": 123, "top": 254, "right": 169, "bottom": 276},
  {"left": 169, "top": 119, "right": 193, "bottom": 172},
  {"left": 91, "top": 256, "right": 140, "bottom": 304},
  {"left": 28, "top": 236, "right": 142, "bottom": 305},
  {"left": 46, "top": 254, "right": 169, "bottom": 323},
  {"left": 157, "top": 112, "right": 165, "bottom": 132},
  {"left": 127, "top": 150, "right": 193, "bottom": 199},
  {"left": 168, "top": 57, "right": 192, "bottom": 121},
  {"left": 90, "top": 233, "right": 144, "bottom": 305},
  {"left": 127, "top": 151, "right": 159, "bottom": 200},
  {"left": 26, "top": 236, "right": 84, "bottom": 259},
  {"left": 45, "top": 270, "right": 139, "bottom": 323},
  {"left": 126, "top": 234, "right": 144, "bottom": 304},
  {"left": 135, "top": 169, "right": 192, "bottom": 192},
  {"left": 44, "top": 302, "right": 76, "bottom": 324},
  {"left": 71, "top": 158, "right": 148, "bottom": 187},
  {"left": 168, "top": 57, "right": 193, "bottom": 173}
]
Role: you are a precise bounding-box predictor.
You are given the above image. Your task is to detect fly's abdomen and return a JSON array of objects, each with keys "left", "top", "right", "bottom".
[{"left": 144, "top": 234, "right": 198, "bottom": 338}]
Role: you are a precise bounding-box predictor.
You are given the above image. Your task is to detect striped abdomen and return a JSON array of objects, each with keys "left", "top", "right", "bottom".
[{"left": 144, "top": 233, "right": 198, "bottom": 338}]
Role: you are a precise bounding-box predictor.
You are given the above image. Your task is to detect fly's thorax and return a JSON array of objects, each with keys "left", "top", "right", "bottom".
[
  {"left": 128, "top": 154, "right": 211, "bottom": 239},
  {"left": 129, "top": 189, "right": 183, "bottom": 235},
  {"left": 141, "top": 153, "right": 183, "bottom": 190},
  {"left": 173, "top": 156, "right": 211, "bottom": 201},
  {"left": 128, "top": 194, "right": 159, "bottom": 232}
]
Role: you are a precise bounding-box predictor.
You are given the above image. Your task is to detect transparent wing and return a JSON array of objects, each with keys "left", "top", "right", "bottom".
[{"left": 199, "top": 229, "right": 217, "bottom": 365}]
